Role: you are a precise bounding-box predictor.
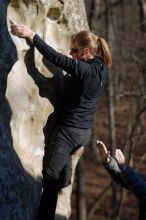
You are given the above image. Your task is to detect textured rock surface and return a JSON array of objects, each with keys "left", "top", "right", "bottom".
[{"left": 0, "top": 0, "right": 88, "bottom": 219}]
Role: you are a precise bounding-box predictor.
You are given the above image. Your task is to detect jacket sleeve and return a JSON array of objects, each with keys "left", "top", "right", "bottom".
[
  {"left": 32, "top": 34, "right": 92, "bottom": 79},
  {"left": 120, "top": 166, "right": 146, "bottom": 200},
  {"left": 103, "top": 157, "right": 130, "bottom": 189}
]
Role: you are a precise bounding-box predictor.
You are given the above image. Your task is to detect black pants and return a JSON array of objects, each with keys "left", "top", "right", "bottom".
[{"left": 37, "top": 125, "right": 92, "bottom": 220}]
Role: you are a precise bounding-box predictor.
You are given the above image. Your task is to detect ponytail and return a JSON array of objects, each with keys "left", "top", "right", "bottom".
[
  {"left": 71, "top": 31, "right": 112, "bottom": 68},
  {"left": 97, "top": 38, "right": 112, "bottom": 68}
]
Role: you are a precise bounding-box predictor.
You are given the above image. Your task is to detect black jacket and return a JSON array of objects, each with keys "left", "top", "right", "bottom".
[
  {"left": 33, "top": 34, "right": 108, "bottom": 129},
  {"left": 104, "top": 158, "right": 146, "bottom": 220}
]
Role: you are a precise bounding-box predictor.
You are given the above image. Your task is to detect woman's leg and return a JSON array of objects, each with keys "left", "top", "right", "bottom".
[
  {"left": 38, "top": 127, "right": 74, "bottom": 220},
  {"left": 38, "top": 125, "right": 92, "bottom": 220},
  {"left": 38, "top": 148, "right": 71, "bottom": 220},
  {"left": 37, "top": 179, "right": 58, "bottom": 220}
]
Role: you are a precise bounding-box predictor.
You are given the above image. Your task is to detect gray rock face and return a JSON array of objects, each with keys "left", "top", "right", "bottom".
[{"left": 0, "top": 0, "right": 88, "bottom": 219}]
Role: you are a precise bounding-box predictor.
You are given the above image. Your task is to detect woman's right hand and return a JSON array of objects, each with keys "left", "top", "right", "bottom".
[{"left": 11, "top": 23, "right": 35, "bottom": 42}]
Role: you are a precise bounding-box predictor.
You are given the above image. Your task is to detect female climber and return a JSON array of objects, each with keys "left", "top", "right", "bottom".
[{"left": 11, "top": 23, "right": 112, "bottom": 220}]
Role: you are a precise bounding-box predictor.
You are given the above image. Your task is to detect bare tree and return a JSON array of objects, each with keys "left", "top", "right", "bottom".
[
  {"left": 137, "top": 0, "right": 146, "bottom": 32},
  {"left": 105, "top": 0, "right": 117, "bottom": 211},
  {"left": 76, "top": 157, "right": 87, "bottom": 220}
]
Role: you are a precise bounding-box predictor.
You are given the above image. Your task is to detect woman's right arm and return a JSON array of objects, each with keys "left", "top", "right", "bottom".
[
  {"left": 11, "top": 24, "right": 91, "bottom": 79},
  {"left": 32, "top": 34, "right": 82, "bottom": 75}
]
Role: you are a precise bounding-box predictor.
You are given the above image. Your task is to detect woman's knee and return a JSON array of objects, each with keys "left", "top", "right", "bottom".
[{"left": 43, "top": 168, "right": 59, "bottom": 185}]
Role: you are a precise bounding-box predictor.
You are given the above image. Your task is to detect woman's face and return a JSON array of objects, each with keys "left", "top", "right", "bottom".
[
  {"left": 69, "top": 42, "right": 82, "bottom": 59},
  {"left": 70, "top": 41, "right": 93, "bottom": 60}
]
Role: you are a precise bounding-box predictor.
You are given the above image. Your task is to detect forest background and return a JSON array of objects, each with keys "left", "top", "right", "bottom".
[{"left": 70, "top": 1, "right": 146, "bottom": 220}]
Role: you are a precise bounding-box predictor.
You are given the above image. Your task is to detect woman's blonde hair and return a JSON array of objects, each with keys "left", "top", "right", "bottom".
[{"left": 71, "top": 31, "right": 112, "bottom": 68}]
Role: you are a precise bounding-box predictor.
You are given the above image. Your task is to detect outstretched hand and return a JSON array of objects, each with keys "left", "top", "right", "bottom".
[
  {"left": 97, "top": 140, "right": 126, "bottom": 165},
  {"left": 114, "top": 149, "right": 125, "bottom": 165},
  {"left": 10, "top": 22, "right": 35, "bottom": 41},
  {"left": 96, "top": 140, "right": 110, "bottom": 163}
]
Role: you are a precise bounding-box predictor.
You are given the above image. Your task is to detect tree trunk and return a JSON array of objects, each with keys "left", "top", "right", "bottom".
[
  {"left": 76, "top": 157, "right": 87, "bottom": 220},
  {"left": 137, "top": 0, "right": 146, "bottom": 32},
  {"left": 105, "top": 0, "right": 117, "bottom": 209}
]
